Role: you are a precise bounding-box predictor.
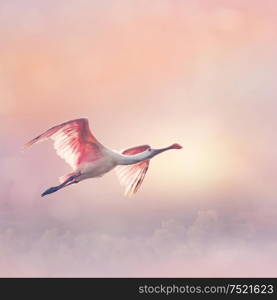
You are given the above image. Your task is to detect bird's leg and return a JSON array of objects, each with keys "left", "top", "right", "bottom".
[
  {"left": 41, "top": 174, "right": 79, "bottom": 197},
  {"left": 64, "top": 178, "right": 79, "bottom": 187}
]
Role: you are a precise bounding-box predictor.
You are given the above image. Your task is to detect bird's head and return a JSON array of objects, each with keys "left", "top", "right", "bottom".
[{"left": 145, "top": 143, "right": 183, "bottom": 158}]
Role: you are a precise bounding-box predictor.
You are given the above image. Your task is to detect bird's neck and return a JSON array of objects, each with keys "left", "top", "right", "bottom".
[{"left": 117, "top": 152, "right": 149, "bottom": 165}]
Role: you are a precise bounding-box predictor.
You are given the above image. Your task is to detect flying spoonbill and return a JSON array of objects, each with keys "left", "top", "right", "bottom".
[{"left": 25, "top": 118, "right": 182, "bottom": 197}]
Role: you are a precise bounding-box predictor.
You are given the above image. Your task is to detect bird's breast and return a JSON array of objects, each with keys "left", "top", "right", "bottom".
[{"left": 77, "top": 157, "right": 116, "bottom": 180}]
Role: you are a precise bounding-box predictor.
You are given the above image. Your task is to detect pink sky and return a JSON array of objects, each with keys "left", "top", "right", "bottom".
[{"left": 1, "top": 0, "right": 277, "bottom": 277}]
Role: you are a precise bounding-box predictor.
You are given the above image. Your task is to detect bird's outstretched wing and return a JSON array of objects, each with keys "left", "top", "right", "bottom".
[
  {"left": 25, "top": 118, "right": 104, "bottom": 170},
  {"left": 116, "top": 145, "right": 150, "bottom": 196}
]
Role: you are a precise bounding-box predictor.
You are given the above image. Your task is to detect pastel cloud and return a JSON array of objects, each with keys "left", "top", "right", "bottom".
[{"left": 0, "top": 209, "right": 276, "bottom": 277}]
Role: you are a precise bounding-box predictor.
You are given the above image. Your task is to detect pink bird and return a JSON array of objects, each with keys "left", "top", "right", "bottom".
[{"left": 25, "top": 118, "right": 182, "bottom": 197}]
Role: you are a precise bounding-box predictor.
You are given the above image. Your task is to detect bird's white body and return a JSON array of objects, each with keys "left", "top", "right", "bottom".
[
  {"left": 76, "top": 148, "right": 151, "bottom": 180},
  {"left": 25, "top": 118, "right": 182, "bottom": 196},
  {"left": 77, "top": 150, "right": 117, "bottom": 180}
]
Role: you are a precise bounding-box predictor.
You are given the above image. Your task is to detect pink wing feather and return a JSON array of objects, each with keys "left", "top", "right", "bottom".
[
  {"left": 25, "top": 118, "right": 104, "bottom": 170},
  {"left": 116, "top": 145, "right": 150, "bottom": 196}
]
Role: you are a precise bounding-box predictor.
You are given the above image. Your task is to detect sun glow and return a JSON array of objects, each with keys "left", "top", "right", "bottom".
[{"left": 150, "top": 131, "right": 239, "bottom": 194}]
